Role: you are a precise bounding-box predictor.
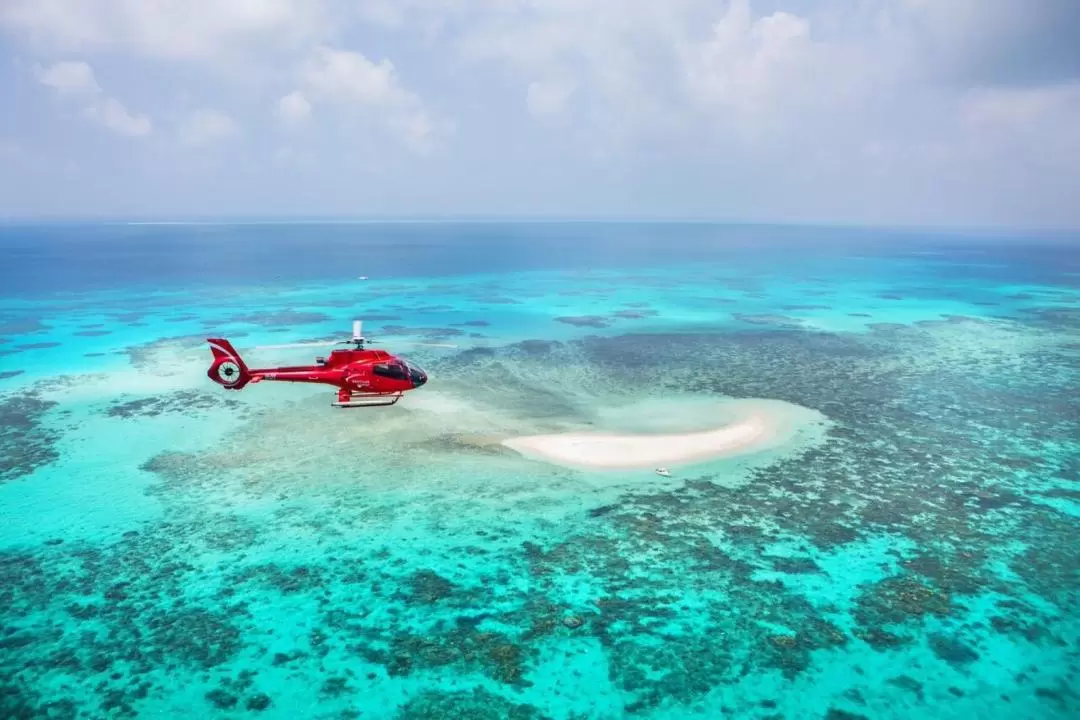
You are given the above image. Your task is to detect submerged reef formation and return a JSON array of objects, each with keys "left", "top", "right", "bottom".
[
  {"left": 1, "top": 301, "right": 1078, "bottom": 719},
  {"left": 0, "top": 391, "right": 60, "bottom": 483},
  {"left": 105, "top": 390, "right": 243, "bottom": 419}
]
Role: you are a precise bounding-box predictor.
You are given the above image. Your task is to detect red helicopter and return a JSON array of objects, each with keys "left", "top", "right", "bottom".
[{"left": 206, "top": 320, "right": 451, "bottom": 407}]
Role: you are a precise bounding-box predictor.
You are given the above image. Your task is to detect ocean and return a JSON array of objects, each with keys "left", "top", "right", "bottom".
[{"left": 1, "top": 221, "right": 1078, "bottom": 719}]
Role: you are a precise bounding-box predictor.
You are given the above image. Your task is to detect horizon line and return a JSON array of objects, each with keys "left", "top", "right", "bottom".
[{"left": 0, "top": 213, "right": 1077, "bottom": 235}]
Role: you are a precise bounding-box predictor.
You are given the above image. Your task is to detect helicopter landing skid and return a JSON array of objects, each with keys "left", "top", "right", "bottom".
[{"left": 332, "top": 391, "right": 403, "bottom": 408}]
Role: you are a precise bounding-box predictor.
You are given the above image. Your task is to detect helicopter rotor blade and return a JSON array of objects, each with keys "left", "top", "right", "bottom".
[
  {"left": 254, "top": 340, "right": 341, "bottom": 350},
  {"left": 370, "top": 338, "right": 459, "bottom": 348}
]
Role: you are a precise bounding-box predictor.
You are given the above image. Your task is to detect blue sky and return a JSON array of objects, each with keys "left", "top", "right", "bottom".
[{"left": 1, "top": 0, "right": 1078, "bottom": 228}]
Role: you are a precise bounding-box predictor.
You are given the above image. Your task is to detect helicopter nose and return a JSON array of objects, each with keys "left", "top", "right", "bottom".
[{"left": 410, "top": 366, "right": 428, "bottom": 387}]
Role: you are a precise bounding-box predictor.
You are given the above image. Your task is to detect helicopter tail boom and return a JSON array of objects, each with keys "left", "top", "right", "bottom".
[{"left": 206, "top": 338, "right": 255, "bottom": 390}]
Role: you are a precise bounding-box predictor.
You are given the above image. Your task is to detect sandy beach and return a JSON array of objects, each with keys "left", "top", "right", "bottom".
[{"left": 501, "top": 408, "right": 778, "bottom": 471}]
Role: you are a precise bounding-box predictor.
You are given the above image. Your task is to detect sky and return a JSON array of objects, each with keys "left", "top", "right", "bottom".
[{"left": 1, "top": 0, "right": 1078, "bottom": 228}]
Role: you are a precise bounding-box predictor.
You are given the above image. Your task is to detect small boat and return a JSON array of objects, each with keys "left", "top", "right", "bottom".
[{"left": 655, "top": 468, "right": 671, "bottom": 477}]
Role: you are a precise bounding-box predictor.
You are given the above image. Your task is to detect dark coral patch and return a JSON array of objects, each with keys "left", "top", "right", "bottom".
[
  {"left": 380, "top": 629, "right": 530, "bottom": 687},
  {"left": 611, "top": 309, "right": 659, "bottom": 319},
  {"left": 0, "top": 318, "right": 47, "bottom": 335},
  {"left": 732, "top": 313, "right": 803, "bottom": 328},
  {"left": 769, "top": 557, "right": 822, "bottom": 575},
  {"left": 853, "top": 575, "right": 952, "bottom": 630},
  {"left": 1, "top": 528, "right": 251, "bottom": 716},
  {"left": 402, "top": 570, "right": 458, "bottom": 604},
  {"left": 0, "top": 371, "right": 23, "bottom": 380},
  {"left": 215, "top": 310, "right": 332, "bottom": 328},
  {"left": 397, "top": 688, "right": 541, "bottom": 720},
  {"left": 378, "top": 325, "right": 465, "bottom": 340},
  {"left": 825, "top": 710, "right": 870, "bottom": 720},
  {"left": 231, "top": 564, "right": 325, "bottom": 595},
  {"left": 555, "top": 316, "right": 610, "bottom": 328},
  {"left": 105, "top": 390, "right": 242, "bottom": 419},
  {"left": 476, "top": 296, "right": 521, "bottom": 305},
  {"left": 928, "top": 633, "right": 980, "bottom": 666},
  {"left": 513, "top": 339, "right": 560, "bottom": 355},
  {"left": 0, "top": 392, "right": 60, "bottom": 482},
  {"left": 75, "top": 330, "right": 111, "bottom": 337}
]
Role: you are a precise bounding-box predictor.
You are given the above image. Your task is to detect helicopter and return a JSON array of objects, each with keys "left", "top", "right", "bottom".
[{"left": 206, "top": 320, "right": 453, "bottom": 408}]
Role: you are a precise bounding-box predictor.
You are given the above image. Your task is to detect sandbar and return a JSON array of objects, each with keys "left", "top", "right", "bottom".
[{"left": 500, "top": 397, "right": 817, "bottom": 471}]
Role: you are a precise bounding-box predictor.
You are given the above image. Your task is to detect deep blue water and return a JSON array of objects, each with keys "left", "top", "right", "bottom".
[{"left": 2, "top": 221, "right": 1076, "bottom": 297}]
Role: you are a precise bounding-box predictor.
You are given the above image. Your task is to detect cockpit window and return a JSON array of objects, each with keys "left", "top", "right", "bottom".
[
  {"left": 372, "top": 362, "right": 408, "bottom": 380},
  {"left": 407, "top": 362, "right": 425, "bottom": 384}
]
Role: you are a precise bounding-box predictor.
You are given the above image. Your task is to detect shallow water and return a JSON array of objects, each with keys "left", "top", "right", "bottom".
[{"left": 1, "top": 222, "right": 1078, "bottom": 719}]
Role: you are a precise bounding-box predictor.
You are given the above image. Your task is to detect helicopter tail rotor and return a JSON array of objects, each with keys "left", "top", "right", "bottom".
[{"left": 206, "top": 338, "right": 255, "bottom": 390}]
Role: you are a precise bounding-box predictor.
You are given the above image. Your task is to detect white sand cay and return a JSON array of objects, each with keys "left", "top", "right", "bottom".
[{"left": 501, "top": 397, "right": 825, "bottom": 472}]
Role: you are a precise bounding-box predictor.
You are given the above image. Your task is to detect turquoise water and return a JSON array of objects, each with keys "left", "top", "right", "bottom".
[{"left": 1, "top": 222, "right": 1079, "bottom": 719}]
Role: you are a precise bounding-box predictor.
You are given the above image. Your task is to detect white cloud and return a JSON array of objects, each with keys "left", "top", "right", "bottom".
[
  {"left": 179, "top": 109, "right": 240, "bottom": 146},
  {"left": 302, "top": 45, "right": 412, "bottom": 109},
  {"left": 958, "top": 82, "right": 1080, "bottom": 172},
  {"left": 4, "top": 1, "right": 1080, "bottom": 225},
  {"left": 961, "top": 82, "right": 1080, "bottom": 129},
  {"left": 292, "top": 45, "right": 442, "bottom": 153},
  {"left": 84, "top": 97, "right": 152, "bottom": 136},
  {"left": 680, "top": 2, "right": 813, "bottom": 116},
  {"left": 274, "top": 145, "right": 316, "bottom": 168},
  {"left": 33, "top": 59, "right": 152, "bottom": 137},
  {"left": 276, "top": 91, "right": 311, "bottom": 125},
  {"left": 13, "top": 6, "right": 445, "bottom": 154},
  {"left": 526, "top": 79, "right": 575, "bottom": 117},
  {"left": 1, "top": 0, "right": 330, "bottom": 61},
  {"left": 32, "top": 59, "right": 100, "bottom": 94},
  {"left": 0, "top": 139, "right": 63, "bottom": 176}
]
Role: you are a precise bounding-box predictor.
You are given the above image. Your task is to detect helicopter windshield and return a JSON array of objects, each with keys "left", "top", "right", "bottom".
[
  {"left": 405, "top": 360, "right": 427, "bottom": 386},
  {"left": 372, "top": 358, "right": 427, "bottom": 385},
  {"left": 372, "top": 361, "right": 408, "bottom": 380}
]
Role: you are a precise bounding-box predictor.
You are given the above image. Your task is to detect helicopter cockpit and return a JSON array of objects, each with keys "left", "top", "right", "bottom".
[{"left": 372, "top": 359, "right": 427, "bottom": 386}]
